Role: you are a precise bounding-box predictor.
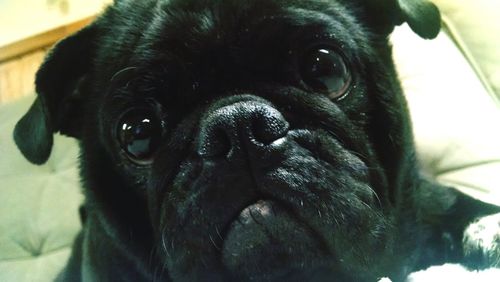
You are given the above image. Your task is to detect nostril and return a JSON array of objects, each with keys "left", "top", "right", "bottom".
[{"left": 251, "top": 111, "right": 289, "bottom": 145}]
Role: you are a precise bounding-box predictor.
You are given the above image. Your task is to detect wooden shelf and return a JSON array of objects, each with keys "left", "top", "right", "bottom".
[
  {"left": 0, "top": 15, "right": 95, "bottom": 63},
  {"left": 0, "top": 15, "right": 97, "bottom": 103}
]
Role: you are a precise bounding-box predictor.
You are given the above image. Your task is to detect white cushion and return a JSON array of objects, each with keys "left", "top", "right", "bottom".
[{"left": 392, "top": 24, "right": 500, "bottom": 205}]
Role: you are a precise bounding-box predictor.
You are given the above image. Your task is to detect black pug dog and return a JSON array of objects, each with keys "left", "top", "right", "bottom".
[{"left": 13, "top": 0, "right": 500, "bottom": 281}]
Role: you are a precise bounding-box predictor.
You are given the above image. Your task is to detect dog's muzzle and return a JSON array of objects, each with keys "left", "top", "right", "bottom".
[{"left": 194, "top": 101, "right": 326, "bottom": 274}]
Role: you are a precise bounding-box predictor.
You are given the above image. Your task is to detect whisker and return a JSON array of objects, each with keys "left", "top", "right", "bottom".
[{"left": 110, "top": 66, "right": 138, "bottom": 82}]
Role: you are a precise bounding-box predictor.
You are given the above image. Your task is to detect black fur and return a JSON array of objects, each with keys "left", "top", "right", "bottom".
[{"left": 13, "top": 0, "right": 500, "bottom": 281}]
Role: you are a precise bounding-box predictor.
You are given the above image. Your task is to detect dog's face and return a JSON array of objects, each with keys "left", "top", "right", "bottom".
[{"left": 14, "top": 0, "right": 442, "bottom": 281}]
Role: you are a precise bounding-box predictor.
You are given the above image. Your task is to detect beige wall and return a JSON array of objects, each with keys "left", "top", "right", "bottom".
[
  {"left": 0, "top": 0, "right": 111, "bottom": 46},
  {"left": 0, "top": 0, "right": 111, "bottom": 104}
]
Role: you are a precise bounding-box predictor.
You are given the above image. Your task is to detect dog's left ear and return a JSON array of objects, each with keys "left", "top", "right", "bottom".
[
  {"left": 359, "top": 0, "right": 441, "bottom": 39},
  {"left": 14, "top": 23, "right": 100, "bottom": 164}
]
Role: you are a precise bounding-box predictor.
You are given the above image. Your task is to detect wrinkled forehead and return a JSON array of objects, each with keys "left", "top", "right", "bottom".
[{"left": 126, "top": 0, "right": 364, "bottom": 64}]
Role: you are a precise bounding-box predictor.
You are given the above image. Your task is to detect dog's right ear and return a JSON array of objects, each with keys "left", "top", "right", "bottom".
[
  {"left": 356, "top": 0, "right": 441, "bottom": 39},
  {"left": 14, "top": 23, "right": 100, "bottom": 165},
  {"left": 396, "top": 0, "right": 441, "bottom": 39}
]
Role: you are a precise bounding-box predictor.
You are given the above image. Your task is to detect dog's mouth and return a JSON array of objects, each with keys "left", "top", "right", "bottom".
[{"left": 221, "top": 199, "right": 328, "bottom": 277}]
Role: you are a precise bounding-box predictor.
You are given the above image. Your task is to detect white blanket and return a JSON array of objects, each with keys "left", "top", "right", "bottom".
[{"left": 379, "top": 265, "right": 500, "bottom": 282}]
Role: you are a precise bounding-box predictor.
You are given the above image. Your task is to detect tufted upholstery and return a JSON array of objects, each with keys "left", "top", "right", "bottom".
[
  {"left": 0, "top": 1, "right": 499, "bottom": 280},
  {"left": 0, "top": 97, "right": 82, "bottom": 281}
]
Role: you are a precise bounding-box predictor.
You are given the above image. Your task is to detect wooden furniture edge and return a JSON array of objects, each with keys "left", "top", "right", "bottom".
[{"left": 0, "top": 15, "right": 96, "bottom": 63}]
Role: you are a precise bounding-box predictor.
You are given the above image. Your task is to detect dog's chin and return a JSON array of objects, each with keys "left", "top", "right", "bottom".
[{"left": 222, "top": 200, "right": 328, "bottom": 279}]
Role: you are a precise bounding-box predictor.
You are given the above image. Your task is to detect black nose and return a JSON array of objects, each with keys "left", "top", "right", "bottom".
[{"left": 198, "top": 101, "right": 289, "bottom": 158}]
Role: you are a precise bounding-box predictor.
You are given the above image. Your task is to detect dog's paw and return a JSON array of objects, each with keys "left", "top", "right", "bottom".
[{"left": 463, "top": 213, "right": 500, "bottom": 268}]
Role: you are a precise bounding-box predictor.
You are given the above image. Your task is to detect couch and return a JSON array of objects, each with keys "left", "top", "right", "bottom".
[{"left": 1, "top": 0, "right": 499, "bottom": 280}]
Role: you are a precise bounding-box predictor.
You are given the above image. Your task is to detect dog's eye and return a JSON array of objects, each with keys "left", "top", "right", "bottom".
[
  {"left": 300, "top": 47, "right": 351, "bottom": 99},
  {"left": 117, "top": 110, "right": 164, "bottom": 163}
]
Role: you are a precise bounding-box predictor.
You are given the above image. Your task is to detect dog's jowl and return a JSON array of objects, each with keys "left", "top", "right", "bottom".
[{"left": 13, "top": 0, "right": 500, "bottom": 281}]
